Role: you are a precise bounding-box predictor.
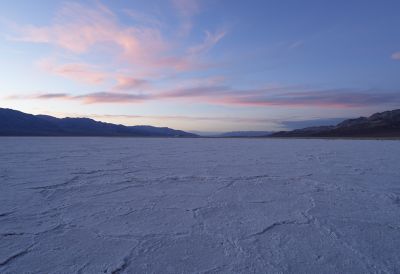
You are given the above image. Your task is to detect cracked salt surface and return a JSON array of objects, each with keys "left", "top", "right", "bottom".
[{"left": 0, "top": 137, "right": 399, "bottom": 273}]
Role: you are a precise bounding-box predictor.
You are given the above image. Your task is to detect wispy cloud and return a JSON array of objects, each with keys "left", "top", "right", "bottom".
[
  {"left": 35, "top": 93, "right": 70, "bottom": 99},
  {"left": 288, "top": 40, "right": 304, "bottom": 49},
  {"left": 122, "top": 9, "right": 162, "bottom": 28},
  {"left": 7, "top": 91, "right": 146, "bottom": 104},
  {"left": 74, "top": 92, "right": 148, "bottom": 104},
  {"left": 218, "top": 88, "right": 400, "bottom": 108},
  {"left": 39, "top": 59, "right": 108, "bottom": 85},
  {"left": 113, "top": 77, "right": 148, "bottom": 91},
  {"left": 9, "top": 86, "right": 400, "bottom": 108},
  {"left": 189, "top": 30, "right": 227, "bottom": 54},
  {"left": 172, "top": 0, "right": 199, "bottom": 17},
  {"left": 7, "top": 93, "right": 70, "bottom": 100},
  {"left": 392, "top": 52, "right": 400, "bottom": 60},
  {"left": 8, "top": 1, "right": 397, "bottom": 112},
  {"left": 14, "top": 2, "right": 167, "bottom": 66},
  {"left": 157, "top": 86, "right": 400, "bottom": 108},
  {"left": 171, "top": 0, "right": 199, "bottom": 36},
  {"left": 11, "top": 1, "right": 226, "bottom": 88}
]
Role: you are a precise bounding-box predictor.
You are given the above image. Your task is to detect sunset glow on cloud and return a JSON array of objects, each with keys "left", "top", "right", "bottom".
[
  {"left": 392, "top": 52, "right": 400, "bottom": 60},
  {"left": 1, "top": 0, "right": 400, "bottom": 131}
]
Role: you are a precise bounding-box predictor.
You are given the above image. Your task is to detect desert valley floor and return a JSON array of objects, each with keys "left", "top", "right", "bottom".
[{"left": 0, "top": 137, "right": 399, "bottom": 273}]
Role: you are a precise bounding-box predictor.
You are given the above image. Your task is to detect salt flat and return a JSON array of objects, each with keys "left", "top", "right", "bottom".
[{"left": 0, "top": 138, "right": 399, "bottom": 274}]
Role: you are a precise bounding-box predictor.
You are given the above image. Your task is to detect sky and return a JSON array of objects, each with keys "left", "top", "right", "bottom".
[{"left": 1, "top": 0, "right": 400, "bottom": 132}]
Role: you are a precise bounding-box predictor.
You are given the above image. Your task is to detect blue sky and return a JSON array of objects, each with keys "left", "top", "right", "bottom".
[{"left": 1, "top": 0, "right": 400, "bottom": 132}]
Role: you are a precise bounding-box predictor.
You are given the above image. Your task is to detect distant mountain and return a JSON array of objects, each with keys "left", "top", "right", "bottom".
[
  {"left": 217, "top": 131, "right": 273, "bottom": 137},
  {"left": 127, "top": 125, "right": 197, "bottom": 137},
  {"left": 0, "top": 108, "right": 197, "bottom": 137},
  {"left": 280, "top": 118, "right": 347, "bottom": 130},
  {"left": 271, "top": 109, "right": 400, "bottom": 138}
]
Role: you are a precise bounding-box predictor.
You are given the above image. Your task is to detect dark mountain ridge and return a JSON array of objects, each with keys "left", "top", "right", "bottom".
[
  {"left": 0, "top": 108, "right": 197, "bottom": 137},
  {"left": 271, "top": 109, "right": 400, "bottom": 138}
]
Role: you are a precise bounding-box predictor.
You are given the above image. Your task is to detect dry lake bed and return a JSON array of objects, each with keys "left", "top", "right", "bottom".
[{"left": 0, "top": 137, "right": 400, "bottom": 273}]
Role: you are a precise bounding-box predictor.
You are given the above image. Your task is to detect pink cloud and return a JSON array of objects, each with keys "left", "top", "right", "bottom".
[
  {"left": 6, "top": 93, "right": 71, "bottom": 100},
  {"left": 8, "top": 91, "right": 147, "bottom": 104},
  {"left": 392, "top": 52, "right": 400, "bottom": 60},
  {"left": 114, "top": 76, "right": 148, "bottom": 91},
  {"left": 211, "top": 89, "right": 400, "bottom": 108},
  {"left": 12, "top": 87, "right": 400, "bottom": 109},
  {"left": 13, "top": 1, "right": 226, "bottom": 87},
  {"left": 15, "top": 3, "right": 171, "bottom": 69},
  {"left": 74, "top": 92, "right": 149, "bottom": 104},
  {"left": 39, "top": 60, "right": 108, "bottom": 85},
  {"left": 39, "top": 59, "right": 153, "bottom": 90}
]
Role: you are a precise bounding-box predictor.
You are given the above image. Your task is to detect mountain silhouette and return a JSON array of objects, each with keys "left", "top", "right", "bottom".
[
  {"left": 0, "top": 108, "right": 197, "bottom": 137},
  {"left": 271, "top": 109, "right": 400, "bottom": 138}
]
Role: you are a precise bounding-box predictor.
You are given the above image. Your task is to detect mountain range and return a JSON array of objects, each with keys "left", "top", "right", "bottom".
[
  {"left": 1, "top": 108, "right": 400, "bottom": 138},
  {"left": 271, "top": 109, "right": 400, "bottom": 138},
  {"left": 0, "top": 108, "right": 197, "bottom": 137}
]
